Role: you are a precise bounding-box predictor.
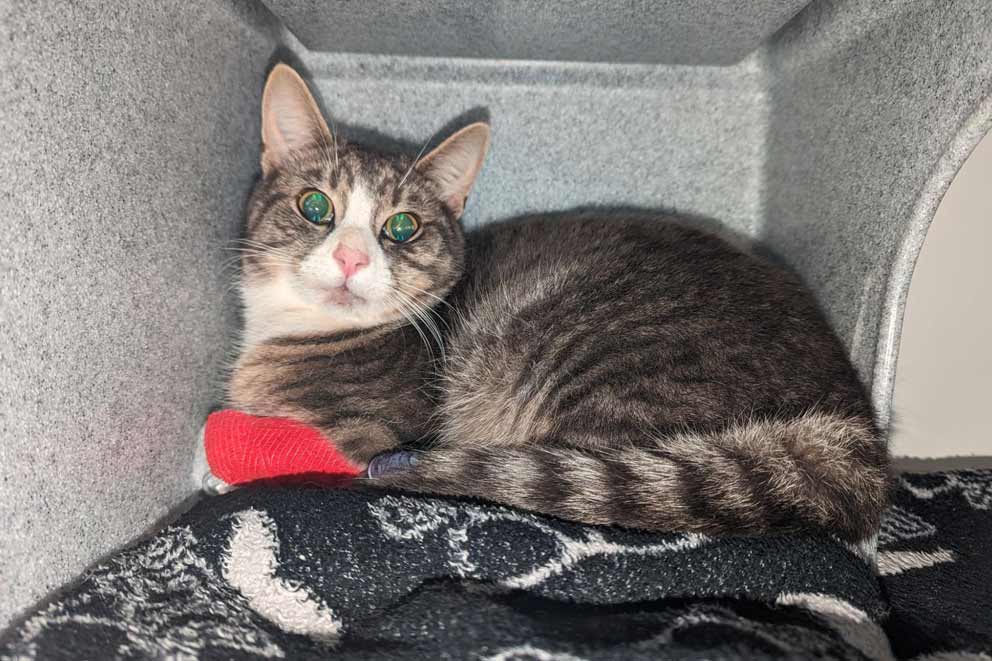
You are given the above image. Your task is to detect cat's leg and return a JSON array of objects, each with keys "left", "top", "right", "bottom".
[
  {"left": 324, "top": 417, "right": 405, "bottom": 466},
  {"left": 228, "top": 348, "right": 415, "bottom": 467}
]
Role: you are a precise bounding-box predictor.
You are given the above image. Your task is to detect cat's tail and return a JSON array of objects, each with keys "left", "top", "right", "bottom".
[{"left": 369, "top": 410, "right": 889, "bottom": 542}]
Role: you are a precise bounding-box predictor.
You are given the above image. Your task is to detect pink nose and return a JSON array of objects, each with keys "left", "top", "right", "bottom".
[{"left": 333, "top": 244, "right": 370, "bottom": 278}]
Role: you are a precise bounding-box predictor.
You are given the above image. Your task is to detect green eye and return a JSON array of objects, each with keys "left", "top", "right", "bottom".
[
  {"left": 383, "top": 212, "right": 420, "bottom": 243},
  {"left": 297, "top": 189, "right": 333, "bottom": 225}
]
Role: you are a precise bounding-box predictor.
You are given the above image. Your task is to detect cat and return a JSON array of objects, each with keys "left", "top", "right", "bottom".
[{"left": 229, "top": 64, "right": 889, "bottom": 543}]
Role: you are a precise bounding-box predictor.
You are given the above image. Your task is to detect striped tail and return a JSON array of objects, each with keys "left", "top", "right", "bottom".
[{"left": 370, "top": 411, "right": 889, "bottom": 542}]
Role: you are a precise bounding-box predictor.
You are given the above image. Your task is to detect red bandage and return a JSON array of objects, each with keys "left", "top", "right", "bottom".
[{"left": 203, "top": 409, "right": 362, "bottom": 485}]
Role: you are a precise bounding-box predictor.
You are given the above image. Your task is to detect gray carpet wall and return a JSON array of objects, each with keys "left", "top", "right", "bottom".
[
  {"left": 763, "top": 0, "right": 992, "bottom": 429},
  {"left": 296, "top": 50, "right": 769, "bottom": 235},
  {"left": 0, "top": 1, "right": 279, "bottom": 627},
  {"left": 265, "top": 0, "right": 811, "bottom": 65},
  {"left": 1, "top": 0, "right": 991, "bottom": 630}
]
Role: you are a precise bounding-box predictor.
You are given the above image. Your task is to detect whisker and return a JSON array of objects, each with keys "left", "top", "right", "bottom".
[
  {"left": 396, "top": 289, "right": 446, "bottom": 363},
  {"left": 389, "top": 293, "right": 436, "bottom": 365},
  {"left": 327, "top": 116, "right": 340, "bottom": 172},
  {"left": 394, "top": 282, "right": 452, "bottom": 318},
  {"left": 223, "top": 251, "right": 296, "bottom": 271},
  {"left": 393, "top": 289, "right": 446, "bottom": 364},
  {"left": 396, "top": 126, "right": 444, "bottom": 191},
  {"left": 396, "top": 282, "right": 455, "bottom": 311},
  {"left": 228, "top": 238, "right": 297, "bottom": 260}
]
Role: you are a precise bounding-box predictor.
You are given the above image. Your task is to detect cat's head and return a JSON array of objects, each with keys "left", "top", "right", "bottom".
[{"left": 239, "top": 64, "right": 490, "bottom": 346}]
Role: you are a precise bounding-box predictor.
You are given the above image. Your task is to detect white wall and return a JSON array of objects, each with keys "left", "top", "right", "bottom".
[{"left": 890, "top": 131, "right": 992, "bottom": 457}]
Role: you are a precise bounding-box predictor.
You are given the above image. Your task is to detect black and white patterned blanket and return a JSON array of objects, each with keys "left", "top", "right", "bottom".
[{"left": 2, "top": 470, "right": 991, "bottom": 660}]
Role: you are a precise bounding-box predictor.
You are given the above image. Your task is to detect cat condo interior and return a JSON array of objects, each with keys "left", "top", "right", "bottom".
[{"left": 2, "top": 0, "right": 991, "bottom": 631}]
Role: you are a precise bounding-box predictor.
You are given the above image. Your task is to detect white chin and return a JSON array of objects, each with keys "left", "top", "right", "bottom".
[{"left": 322, "top": 285, "right": 365, "bottom": 308}]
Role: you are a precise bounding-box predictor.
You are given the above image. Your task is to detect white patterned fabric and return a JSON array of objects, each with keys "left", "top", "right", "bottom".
[{"left": 2, "top": 470, "right": 990, "bottom": 660}]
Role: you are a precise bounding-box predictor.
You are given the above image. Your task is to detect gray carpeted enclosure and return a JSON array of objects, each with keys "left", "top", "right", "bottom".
[{"left": 0, "top": 0, "right": 990, "bottom": 629}]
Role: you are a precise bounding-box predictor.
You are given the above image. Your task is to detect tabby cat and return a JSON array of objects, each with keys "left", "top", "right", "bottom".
[{"left": 229, "top": 64, "right": 889, "bottom": 543}]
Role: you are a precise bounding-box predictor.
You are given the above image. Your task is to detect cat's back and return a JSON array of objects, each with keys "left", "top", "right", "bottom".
[
  {"left": 440, "top": 214, "right": 872, "bottom": 446},
  {"left": 459, "top": 214, "right": 769, "bottom": 298}
]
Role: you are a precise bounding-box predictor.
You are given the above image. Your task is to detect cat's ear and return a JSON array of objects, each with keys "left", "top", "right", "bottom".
[
  {"left": 260, "top": 64, "right": 333, "bottom": 175},
  {"left": 416, "top": 122, "right": 491, "bottom": 218}
]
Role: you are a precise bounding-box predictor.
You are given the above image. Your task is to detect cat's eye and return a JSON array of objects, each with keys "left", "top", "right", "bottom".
[
  {"left": 383, "top": 212, "right": 420, "bottom": 243},
  {"left": 297, "top": 189, "right": 333, "bottom": 225}
]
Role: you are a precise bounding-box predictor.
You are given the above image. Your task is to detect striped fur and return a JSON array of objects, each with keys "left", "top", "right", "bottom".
[
  {"left": 234, "top": 65, "right": 889, "bottom": 542},
  {"left": 229, "top": 139, "right": 464, "bottom": 448},
  {"left": 228, "top": 65, "right": 481, "bottom": 463},
  {"left": 374, "top": 214, "right": 890, "bottom": 542},
  {"left": 229, "top": 323, "right": 436, "bottom": 464},
  {"left": 378, "top": 411, "right": 888, "bottom": 542}
]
